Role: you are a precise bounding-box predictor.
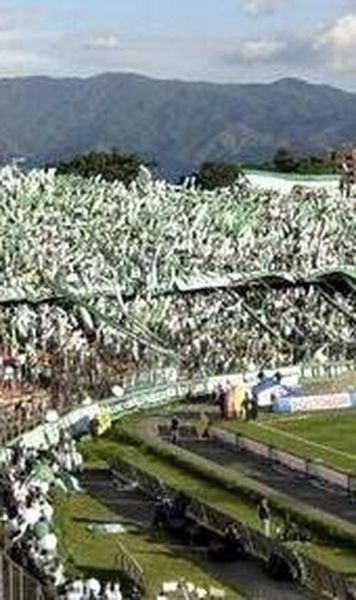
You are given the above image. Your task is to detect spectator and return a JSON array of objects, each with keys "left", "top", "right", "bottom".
[
  {"left": 258, "top": 498, "right": 271, "bottom": 537},
  {"left": 250, "top": 394, "right": 259, "bottom": 421},
  {"left": 169, "top": 416, "right": 180, "bottom": 444}
]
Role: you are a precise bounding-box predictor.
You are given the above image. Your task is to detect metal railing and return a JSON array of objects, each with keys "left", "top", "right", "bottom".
[
  {"left": 0, "top": 551, "right": 47, "bottom": 600},
  {"left": 116, "top": 541, "right": 144, "bottom": 593},
  {"left": 0, "top": 392, "right": 50, "bottom": 446},
  {"left": 300, "top": 360, "right": 356, "bottom": 382},
  {"left": 210, "top": 427, "right": 356, "bottom": 495}
]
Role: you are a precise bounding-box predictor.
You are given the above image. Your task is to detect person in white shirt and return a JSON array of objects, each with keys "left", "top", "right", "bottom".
[
  {"left": 85, "top": 577, "right": 101, "bottom": 598},
  {"left": 3, "top": 362, "right": 15, "bottom": 391},
  {"left": 22, "top": 501, "right": 41, "bottom": 528},
  {"left": 104, "top": 582, "right": 122, "bottom": 600},
  {"left": 39, "top": 497, "right": 54, "bottom": 522},
  {"left": 39, "top": 531, "right": 58, "bottom": 555}
]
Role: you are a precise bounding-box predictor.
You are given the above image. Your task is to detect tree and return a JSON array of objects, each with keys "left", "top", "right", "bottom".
[
  {"left": 196, "top": 161, "right": 243, "bottom": 190},
  {"left": 272, "top": 148, "right": 298, "bottom": 173},
  {"left": 53, "top": 149, "right": 144, "bottom": 186}
]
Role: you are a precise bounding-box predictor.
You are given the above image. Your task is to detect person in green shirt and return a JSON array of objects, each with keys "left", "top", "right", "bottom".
[{"left": 32, "top": 514, "right": 50, "bottom": 540}]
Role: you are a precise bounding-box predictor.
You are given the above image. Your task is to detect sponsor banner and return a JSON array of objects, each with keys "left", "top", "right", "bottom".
[
  {"left": 274, "top": 392, "right": 352, "bottom": 414},
  {"left": 273, "top": 396, "right": 292, "bottom": 413}
]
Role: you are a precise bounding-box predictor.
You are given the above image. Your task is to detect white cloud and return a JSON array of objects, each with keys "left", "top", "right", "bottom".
[
  {"left": 222, "top": 10, "right": 356, "bottom": 82},
  {"left": 237, "top": 38, "right": 285, "bottom": 61},
  {"left": 239, "top": 0, "right": 282, "bottom": 15},
  {"left": 0, "top": 48, "right": 54, "bottom": 76},
  {"left": 84, "top": 34, "right": 122, "bottom": 52},
  {"left": 315, "top": 13, "right": 356, "bottom": 73}
]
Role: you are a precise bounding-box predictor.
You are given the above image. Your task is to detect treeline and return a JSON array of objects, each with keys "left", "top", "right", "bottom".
[
  {"left": 52, "top": 149, "right": 144, "bottom": 187},
  {"left": 51, "top": 150, "right": 244, "bottom": 190},
  {"left": 51, "top": 147, "right": 338, "bottom": 190},
  {"left": 258, "top": 148, "right": 337, "bottom": 175}
]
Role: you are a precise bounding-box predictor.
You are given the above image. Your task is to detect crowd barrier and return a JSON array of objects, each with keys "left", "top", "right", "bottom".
[
  {"left": 110, "top": 455, "right": 355, "bottom": 600},
  {"left": 300, "top": 360, "right": 356, "bottom": 382},
  {"left": 116, "top": 542, "right": 144, "bottom": 594},
  {"left": 0, "top": 392, "right": 50, "bottom": 447},
  {"left": 119, "top": 360, "right": 356, "bottom": 403},
  {"left": 210, "top": 427, "right": 356, "bottom": 495},
  {"left": 0, "top": 551, "right": 47, "bottom": 600}
]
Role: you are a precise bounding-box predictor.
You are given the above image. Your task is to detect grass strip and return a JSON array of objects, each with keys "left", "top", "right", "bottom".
[{"left": 53, "top": 491, "right": 244, "bottom": 599}]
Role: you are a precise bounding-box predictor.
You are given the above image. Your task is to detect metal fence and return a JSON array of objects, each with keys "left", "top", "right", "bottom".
[
  {"left": 116, "top": 541, "right": 144, "bottom": 593},
  {"left": 300, "top": 360, "right": 356, "bottom": 382},
  {"left": 210, "top": 427, "right": 356, "bottom": 495},
  {"left": 0, "top": 551, "right": 47, "bottom": 600},
  {"left": 0, "top": 392, "right": 50, "bottom": 446}
]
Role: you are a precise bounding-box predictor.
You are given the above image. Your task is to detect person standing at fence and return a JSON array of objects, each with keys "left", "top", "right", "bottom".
[
  {"left": 169, "top": 416, "right": 180, "bottom": 444},
  {"left": 215, "top": 379, "right": 227, "bottom": 417},
  {"left": 250, "top": 393, "right": 259, "bottom": 421},
  {"left": 258, "top": 498, "right": 271, "bottom": 537},
  {"left": 340, "top": 161, "right": 352, "bottom": 199},
  {"left": 240, "top": 391, "right": 249, "bottom": 421},
  {"left": 3, "top": 350, "right": 15, "bottom": 392}
]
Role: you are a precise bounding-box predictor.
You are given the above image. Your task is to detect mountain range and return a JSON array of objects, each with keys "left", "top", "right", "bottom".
[{"left": 1, "top": 72, "right": 356, "bottom": 178}]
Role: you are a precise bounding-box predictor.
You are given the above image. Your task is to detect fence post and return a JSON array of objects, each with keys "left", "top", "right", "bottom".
[
  {"left": 268, "top": 445, "right": 275, "bottom": 464},
  {"left": 36, "top": 583, "right": 44, "bottom": 600},
  {"left": 19, "top": 564, "right": 24, "bottom": 600},
  {"left": 235, "top": 433, "right": 241, "bottom": 450},
  {"left": 305, "top": 459, "right": 313, "bottom": 479},
  {"left": 324, "top": 364, "right": 332, "bottom": 378},
  {"left": 0, "top": 551, "right": 3, "bottom": 600},
  {"left": 348, "top": 475, "right": 356, "bottom": 502},
  {"left": 9, "top": 559, "right": 13, "bottom": 600}
]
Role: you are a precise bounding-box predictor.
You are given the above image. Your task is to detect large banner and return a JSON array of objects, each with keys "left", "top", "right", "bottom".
[{"left": 274, "top": 392, "right": 353, "bottom": 414}]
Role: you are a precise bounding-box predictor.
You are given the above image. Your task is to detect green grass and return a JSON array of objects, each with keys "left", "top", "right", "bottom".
[
  {"left": 221, "top": 409, "right": 356, "bottom": 474},
  {"left": 80, "top": 429, "right": 356, "bottom": 575},
  {"left": 53, "top": 491, "right": 243, "bottom": 599}
]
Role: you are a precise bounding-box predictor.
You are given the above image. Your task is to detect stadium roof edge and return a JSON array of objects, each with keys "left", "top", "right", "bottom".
[{"left": 0, "top": 267, "right": 354, "bottom": 307}]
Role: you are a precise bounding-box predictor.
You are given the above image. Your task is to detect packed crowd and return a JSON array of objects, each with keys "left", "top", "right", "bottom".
[
  {"left": 0, "top": 165, "right": 353, "bottom": 298},
  {"left": 125, "top": 284, "right": 356, "bottom": 374},
  {"left": 1, "top": 428, "right": 127, "bottom": 599},
  {"left": 0, "top": 283, "right": 353, "bottom": 391},
  {"left": 0, "top": 165, "right": 352, "bottom": 387}
]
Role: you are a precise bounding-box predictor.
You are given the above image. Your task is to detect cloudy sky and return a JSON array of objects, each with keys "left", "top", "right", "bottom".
[{"left": 3, "top": 0, "right": 356, "bottom": 89}]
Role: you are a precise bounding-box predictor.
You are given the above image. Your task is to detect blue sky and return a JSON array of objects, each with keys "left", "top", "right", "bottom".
[{"left": 2, "top": 0, "right": 356, "bottom": 88}]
